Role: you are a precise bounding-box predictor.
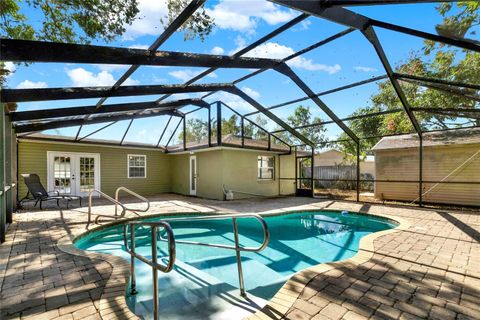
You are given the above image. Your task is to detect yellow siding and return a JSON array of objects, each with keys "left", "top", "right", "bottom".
[
  {"left": 18, "top": 141, "right": 171, "bottom": 198},
  {"left": 375, "top": 144, "right": 480, "bottom": 206}
]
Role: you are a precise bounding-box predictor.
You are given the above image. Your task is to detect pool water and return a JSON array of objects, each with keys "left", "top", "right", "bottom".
[{"left": 75, "top": 211, "right": 396, "bottom": 319}]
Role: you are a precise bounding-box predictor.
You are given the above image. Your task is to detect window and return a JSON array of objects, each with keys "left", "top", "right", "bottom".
[
  {"left": 257, "top": 156, "right": 275, "bottom": 180},
  {"left": 128, "top": 155, "right": 146, "bottom": 178}
]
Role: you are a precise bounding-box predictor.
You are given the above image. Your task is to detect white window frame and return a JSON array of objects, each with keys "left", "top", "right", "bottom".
[
  {"left": 257, "top": 155, "right": 275, "bottom": 181},
  {"left": 127, "top": 154, "right": 147, "bottom": 178}
]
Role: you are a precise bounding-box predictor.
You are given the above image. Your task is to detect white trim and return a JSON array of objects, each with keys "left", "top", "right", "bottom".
[
  {"left": 47, "top": 151, "right": 101, "bottom": 197},
  {"left": 170, "top": 146, "right": 288, "bottom": 155},
  {"left": 257, "top": 155, "right": 275, "bottom": 181},
  {"left": 189, "top": 155, "right": 197, "bottom": 196},
  {"left": 20, "top": 138, "right": 166, "bottom": 152},
  {"left": 127, "top": 154, "right": 147, "bottom": 179}
]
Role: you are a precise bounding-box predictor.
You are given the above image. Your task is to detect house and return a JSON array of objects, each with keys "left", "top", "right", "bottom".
[
  {"left": 372, "top": 128, "right": 480, "bottom": 206},
  {"left": 314, "top": 149, "right": 375, "bottom": 177},
  {"left": 17, "top": 133, "right": 297, "bottom": 202}
]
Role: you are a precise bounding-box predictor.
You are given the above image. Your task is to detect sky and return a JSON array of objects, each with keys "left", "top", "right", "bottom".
[{"left": 4, "top": 0, "right": 478, "bottom": 147}]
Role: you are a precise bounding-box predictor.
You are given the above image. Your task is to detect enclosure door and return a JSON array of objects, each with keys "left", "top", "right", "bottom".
[
  {"left": 48, "top": 152, "right": 100, "bottom": 197},
  {"left": 296, "top": 156, "right": 313, "bottom": 197},
  {"left": 189, "top": 155, "right": 197, "bottom": 196}
]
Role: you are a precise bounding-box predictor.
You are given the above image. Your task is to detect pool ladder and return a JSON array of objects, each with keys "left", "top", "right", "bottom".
[{"left": 123, "top": 213, "right": 270, "bottom": 320}]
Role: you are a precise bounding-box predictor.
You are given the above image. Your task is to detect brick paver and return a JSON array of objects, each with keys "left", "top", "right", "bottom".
[{"left": 0, "top": 194, "right": 479, "bottom": 320}]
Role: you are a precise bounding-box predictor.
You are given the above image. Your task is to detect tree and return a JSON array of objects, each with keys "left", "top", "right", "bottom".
[
  {"left": 179, "top": 118, "right": 208, "bottom": 142},
  {"left": 337, "top": 3, "right": 480, "bottom": 156},
  {"left": 277, "top": 105, "right": 326, "bottom": 146},
  {"left": 0, "top": 0, "right": 213, "bottom": 43},
  {"left": 244, "top": 115, "right": 269, "bottom": 140},
  {"left": 0, "top": 1, "right": 214, "bottom": 83}
]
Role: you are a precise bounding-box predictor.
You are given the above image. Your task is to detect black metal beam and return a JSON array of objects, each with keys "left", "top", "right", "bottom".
[
  {"left": 15, "top": 109, "right": 179, "bottom": 133},
  {"left": 156, "top": 115, "right": 173, "bottom": 148},
  {"left": 370, "top": 19, "right": 480, "bottom": 53},
  {"left": 156, "top": 13, "right": 309, "bottom": 103},
  {"left": 11, "top": 98, "right": 207, "bottom": 122},
  {"left": 78, "top": 121, "right": 117, "bottom": 141},
  {"left": 2, "top": 84, "right": 233, "bottom": 103},
  {"left": 399, "top": 77, "right": 480, "bottom": 102},
  {"left": 274, "top": 63, "right": 359, "bottom": 142},
  {"left": 246, "top": 75, "right": 387, "bottom": 117},
  {"left": 1, "top": 39, "right": 282, "bottom": 69},
  {"left": 272, "top": 1, "right": 480, "bottom": 53},
  {"left": 319, "top": 0, "right": 463, "bottom": 6},
  {"left": 228, "top": 86, "right": 314, "bottom": 146},
  {"left": 394, "top": 73, "right": 480, "bottom": 91},
  {"left": 362, "top": 26, "right": 422, "bottom": 135},
  {"left": 120, "top": 119, "right": 134, "bottom": 145}
]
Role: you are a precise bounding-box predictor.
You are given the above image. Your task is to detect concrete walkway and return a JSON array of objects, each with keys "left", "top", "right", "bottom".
[{"left": 0, "top": 194, "right": 479, "bottom": 320}]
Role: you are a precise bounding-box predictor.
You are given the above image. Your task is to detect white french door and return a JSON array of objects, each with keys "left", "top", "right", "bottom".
[
  {"left": 189, "top": 155, "right": 197, "bottom": 196},
  {"left": 47, "top": 152, "right": 100, "bottom": 197}
]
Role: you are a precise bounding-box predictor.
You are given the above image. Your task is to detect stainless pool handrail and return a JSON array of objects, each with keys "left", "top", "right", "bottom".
[
  {"left": 87, "top": 189, "right": 128, "bottom": 225},
  {"left": 115, "top": 186, "right": 150, "bottom": 216},
  {"left": 161, "top": 213, "right": 270, "bottom": 297},
  {"left": 123, "top": 221, "right": 176, "bottom": 320}
]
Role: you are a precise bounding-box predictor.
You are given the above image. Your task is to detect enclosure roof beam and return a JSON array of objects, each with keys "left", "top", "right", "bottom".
[
  {"left": 0, "top": 38, "right": 283, "bottom": 69},
  {"left": 11, "top": 98, "right": 208, "bottom": 122},
  {"left": 319, "top": 0, "right": 464, "bottom": 6},
  {"left": 1, "top": 83, "right": 234, "bottom": 103},
  {"left": 155, "top": 13, "right": 309, "bottom": 103},
  {"left": 362, "top": 26, "right": 422, "bottom": 135},
  {"left": 398, "top": 77, "right": 480, "bottom": 102},
  {"left": 274, "top": 63, "right": 359, "bottom": 143},
  {"left": 245, "top": 75, "right": 388, "bottom": 117},
  {"left": 227, "top": 86, "right": 314, "bottom": 147},
  {"left": 271, "top": 1, "right": 480, "bottom": 53},
  {"left": 14, "top": 109, "right": 180, "bottom": 133},
  {"left": 395, "top": 73, "right": 480, "bottom": 91}
]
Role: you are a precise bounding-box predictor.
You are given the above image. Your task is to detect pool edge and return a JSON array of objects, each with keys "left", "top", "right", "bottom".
[
  {"left": 244, "top": 212, "right": 410, "bottom": 320},
  {"left": 57, "top": 209, "right": 408, "bottom": 320}
]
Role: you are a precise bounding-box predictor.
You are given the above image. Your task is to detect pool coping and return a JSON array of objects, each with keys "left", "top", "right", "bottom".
[{"left": 56, "top": 207, "right": 409, "bottom": 320}]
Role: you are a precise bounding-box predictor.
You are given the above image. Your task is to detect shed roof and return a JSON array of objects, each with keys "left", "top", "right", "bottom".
[{"left": 372, "top": 127, "right": 480, "bottom": 151}]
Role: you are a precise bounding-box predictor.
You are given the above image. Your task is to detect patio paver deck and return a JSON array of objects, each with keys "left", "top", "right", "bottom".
[{"left": 1, "top": 194, "right": 479, "bottom": 320}]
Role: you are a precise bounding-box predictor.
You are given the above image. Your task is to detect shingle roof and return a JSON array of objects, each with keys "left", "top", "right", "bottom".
[{"left": 372, "top": 127, "right": 480, "bottom": 151}]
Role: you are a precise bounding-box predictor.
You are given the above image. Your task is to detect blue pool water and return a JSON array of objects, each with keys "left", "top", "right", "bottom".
[{"left": 75, "top": 211, "right": 397, "bottom": 319}]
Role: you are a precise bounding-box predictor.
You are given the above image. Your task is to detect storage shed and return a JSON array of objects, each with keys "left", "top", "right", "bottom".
[{"left": 372, "top": 128, "right": 480, "bottom": 207}]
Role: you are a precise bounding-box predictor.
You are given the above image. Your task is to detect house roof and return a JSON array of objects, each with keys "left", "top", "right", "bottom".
[
  {"left": 20, "top": 133, "right": 291, "bottom": 153},
  {"left": 372, "top": 127, "right": 480, "bottom": 151},
  {"left": 167, "top": 134, "right": 290, "bottom": 152}
]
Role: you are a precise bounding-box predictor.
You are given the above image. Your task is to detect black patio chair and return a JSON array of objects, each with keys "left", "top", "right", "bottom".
[{"left": 20, "top": 173, "right": 82, "bottom": 209}]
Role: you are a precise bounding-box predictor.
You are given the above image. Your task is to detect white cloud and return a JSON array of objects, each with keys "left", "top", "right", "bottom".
[
  {"left": 129, "top": 44, "right": 150, "bottom": 50},
  {"left": 168, "top": 69, "right": 217, "bottom": 82},
  {"left": 211, "top": 46, "right": 225, "bottom": 55},
  {"left": 354, "top": 66, "right": 378, "bottom": 72},
  {"left": 16, "top": 80, "right": 48, "bottom": 89},
  {"left": 123, "top": 0, "right": 168, "bottom": 40},
  {"left": 239, "top": 42, "right": 341, "bottom": 74},
  {"left": 206, "top": 0, "right": 296, "bottom": 34},
  {"left": 242, "top": 86, "right": 260, "bottom": 99},
  {"left": 207, "top": 86, "right": 260, "bottom": 113},
  {"left": 4, "top": 62, "right": 16, "bottom": 77},
  {"left": 95, "top": 64, "right": 130, "bottom": 72},
  {"left": 67, "top": 68, "right": 139, "bottom": 86}
]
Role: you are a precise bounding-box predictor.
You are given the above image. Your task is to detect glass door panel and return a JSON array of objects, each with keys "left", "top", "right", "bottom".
[
  {"left": 296, "top": 156, "right": 312, "bottom": 196},
  {"left": 79, "top": 157, "right": 96, "bottom": 195},
  {"left": 53, "top": 156, "right": 73, "bottom": 195}
]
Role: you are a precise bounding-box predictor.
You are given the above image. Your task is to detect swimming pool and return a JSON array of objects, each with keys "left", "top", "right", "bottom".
[{"left": 75, "top": 210, "right": 397, "bottom": 319}]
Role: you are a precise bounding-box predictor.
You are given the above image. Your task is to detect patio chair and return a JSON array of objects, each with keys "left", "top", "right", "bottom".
[{"left": 20, "top": 173, "right": 82, "bottom": 209}]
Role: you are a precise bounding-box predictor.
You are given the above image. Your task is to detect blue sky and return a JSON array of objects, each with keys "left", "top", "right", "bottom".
[{"left": 4, "top": 0, "right": 476, "bottom": 146}]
